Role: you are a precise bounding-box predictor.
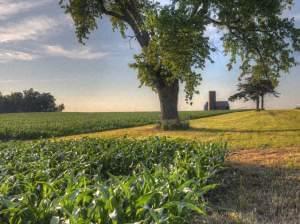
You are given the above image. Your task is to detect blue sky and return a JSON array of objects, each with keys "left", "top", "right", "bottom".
[{"left": 0, "top": 0, "right": 299, "bottom": 112}]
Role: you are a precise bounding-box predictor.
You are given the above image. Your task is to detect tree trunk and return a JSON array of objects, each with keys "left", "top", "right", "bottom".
[
  {"left": 261, "top": 94, "right": 265, "bottom": 110},
  {"left": 156, "top": 80, "right": 180, "bottom": 129},
  {"left": 256, "top": 96, "right": 260, "bottom": 111}
]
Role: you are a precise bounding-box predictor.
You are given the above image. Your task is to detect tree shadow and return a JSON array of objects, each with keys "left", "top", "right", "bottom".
[
  {"left": 187, "top": 127, "right": 300, "bottom": 133},
  {"left": 199, "top": 163, "right": 300, "bottom": 224}
]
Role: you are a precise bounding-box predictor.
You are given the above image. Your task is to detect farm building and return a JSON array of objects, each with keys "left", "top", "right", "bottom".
[{"left": 204, "top": 91, "right": 230, "bottom": 111}]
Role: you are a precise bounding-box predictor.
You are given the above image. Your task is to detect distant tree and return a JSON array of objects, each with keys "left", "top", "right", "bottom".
[
  {"left": 6, "top": 92, "right": 23, "bottom": 113},
  {"left": 60, "top": 0, "right": 300, "bottom": 128},
  {"left": 0, "top": 89, "right": 65, "bottom": 113},
  {"left": 229, "top": 75, "right": 279, "bottom": 111},
  {"left": 23, "top": 88, "right": 40, "bottom": 112},
  {"left": 56, "top": 104, "right": 65, "bottom": 112},
  {"left": 0, "top": 92, "right": 6, "bottom": 113}
]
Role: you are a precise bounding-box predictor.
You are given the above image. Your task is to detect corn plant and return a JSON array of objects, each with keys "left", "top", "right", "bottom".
[
  {"left": 0, "top": 137, "right": 227, "bottom": 223},
  {"left": 0, "top": 111, "right": 237, "bottom": 140}
]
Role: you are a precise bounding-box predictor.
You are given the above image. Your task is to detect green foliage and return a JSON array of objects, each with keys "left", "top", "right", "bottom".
[
  {"left": 0, "top": 110, "right": 235, "bottom": 140},
  {"left": 60, "top": 0, "right": 300, "bottom": 103},
  {"left": 220, "top": 0, "right": 300, "bottom": 78},
  {"left": 0, "top": 137, "right": 227, "bottom": 223},
  {"left": 130, "top": 2, "right": 213, "bottom": 101},
  {"left": 0, "top": 88, "right": 64, "bottom": 113},
  {"left": 229, "top": 75, "right": 279, "bottom": 103}
]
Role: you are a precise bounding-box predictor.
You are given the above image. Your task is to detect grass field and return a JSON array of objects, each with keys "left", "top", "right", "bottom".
[
  {"left": 67, "top": 110, "right": 300, "bottom": 149},
  {"left": 0, "top": 110, "right": 235, "bottom": 140},
  {"left": 1, "top": 110, "right": 299, "bottom": 223}
]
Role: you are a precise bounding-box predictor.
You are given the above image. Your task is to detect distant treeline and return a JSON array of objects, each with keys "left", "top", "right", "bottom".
[{"left": 0, "top": 88, "right": 65, "bottom": 113}]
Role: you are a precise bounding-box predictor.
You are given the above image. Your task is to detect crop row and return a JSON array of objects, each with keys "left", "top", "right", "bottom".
[
  {"left": 0, "top": 111, "right": 236, "bottom": 140},
  {"left": 0, "top": 137, "right": 227, "bottom": 223}
]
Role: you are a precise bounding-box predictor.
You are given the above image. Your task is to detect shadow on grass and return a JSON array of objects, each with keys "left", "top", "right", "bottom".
[
  {"left": 186, "top": 127, "right": 300, "bottom": 133},
  {"left": 195, "top": 163, "right": 300, "bottom": 224}
]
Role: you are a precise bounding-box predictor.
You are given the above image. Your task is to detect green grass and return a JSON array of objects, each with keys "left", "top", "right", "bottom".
[
  {"left": 0, "top": 137, "right": 227, "bottom": 223},
  {"left": 0, "top": 110, "right": 235, "bottom": 140},
  {"left": 68, "top": 110, "right": 300, "bottom": 149}
]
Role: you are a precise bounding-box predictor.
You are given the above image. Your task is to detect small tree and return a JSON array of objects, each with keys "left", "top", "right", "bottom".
[
  {"left": 229, "top": 75, "right": 279, "bottom": 111},
  {"left": 59, "top": 0, "right": 300, "bottom": 128},
  {"left": 258, "top": 79, "right": 279, "bottom": 110},
  {"left": 56, "top": 104, "right": 65, "bottom": 112}
]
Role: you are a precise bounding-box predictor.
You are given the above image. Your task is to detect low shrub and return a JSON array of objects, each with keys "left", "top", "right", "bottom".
[{"left": 0, "top": 137, "right": 227, "bottom": 223}]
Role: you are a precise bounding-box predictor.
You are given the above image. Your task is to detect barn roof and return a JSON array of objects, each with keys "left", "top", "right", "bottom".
[{"left": 215, "top": 101, "right": 230, "bottom": 108}]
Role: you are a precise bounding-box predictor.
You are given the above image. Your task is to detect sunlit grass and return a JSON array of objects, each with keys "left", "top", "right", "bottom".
[{"left": 66, "top": 110, "right": 300, "bottom": 150}]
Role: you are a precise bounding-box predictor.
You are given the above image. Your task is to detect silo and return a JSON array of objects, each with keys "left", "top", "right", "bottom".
[{"left": 208, "top": 91, "right": 216, "bottom": 110}]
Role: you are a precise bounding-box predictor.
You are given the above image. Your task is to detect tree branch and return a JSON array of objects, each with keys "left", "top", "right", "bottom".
[{"left": 98, "top": 0, "right": 127, "bottom": 21}]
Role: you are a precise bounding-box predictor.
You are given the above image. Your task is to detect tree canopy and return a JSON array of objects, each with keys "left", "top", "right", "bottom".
[
  {"left": 0, "top": 89, "right": 65, "bottom": 113},
  {"left": 229, "top": 74, "right": 279, "bottom": 110},
  {"left": 60, "top": 0, "right": 300, "bottom": 124}
]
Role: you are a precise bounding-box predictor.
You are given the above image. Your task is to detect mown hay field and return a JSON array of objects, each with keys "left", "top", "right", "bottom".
[{"left": 68, "top": 110, "right": 300, "bottom": 150}]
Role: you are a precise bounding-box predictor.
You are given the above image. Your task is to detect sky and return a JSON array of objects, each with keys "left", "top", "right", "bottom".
[{"left": 0, "top": 0, "right": 299, "bottom": 112}]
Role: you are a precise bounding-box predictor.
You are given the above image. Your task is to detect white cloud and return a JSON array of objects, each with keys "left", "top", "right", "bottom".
[
  {"left": 0, "top": 0, "right": 50, "bottom": 20},
  {"left": 0, "top": 45, "right": 108, "bottom": 63},
  {"left": 44, "top": 45, "right": 109, "bottom": 60},
  {"left": 0, "top": 49, "right": 36, "bottom": 63},
  {"left": 0, "top": 16, "right": 58, "bottom": 43}
]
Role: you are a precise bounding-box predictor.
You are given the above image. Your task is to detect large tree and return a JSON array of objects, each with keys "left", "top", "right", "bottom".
[{"left": 60, "top": 0, "right": 300, "bottom": 128}]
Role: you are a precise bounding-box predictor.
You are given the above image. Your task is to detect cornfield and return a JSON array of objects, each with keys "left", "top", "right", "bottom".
[{"left": 0, "top": 137, "right": 227, "bottom": 223}]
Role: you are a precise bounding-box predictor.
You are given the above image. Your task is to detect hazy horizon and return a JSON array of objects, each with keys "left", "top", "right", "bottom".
[{"left": 0, "top": 0, "right": 299, "bottom": 112}]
